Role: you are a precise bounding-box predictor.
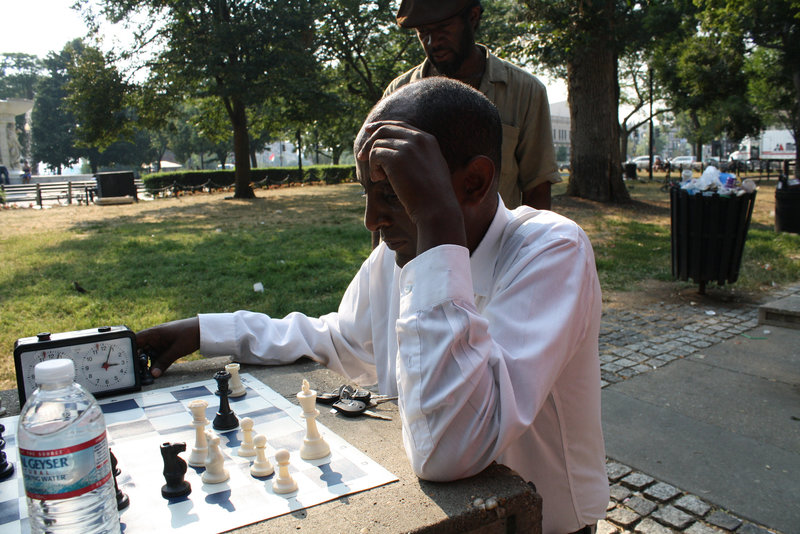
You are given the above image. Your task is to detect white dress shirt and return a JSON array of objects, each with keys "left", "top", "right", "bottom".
[{"left": 199, "top": 200, "right": 609, "bottom": 533}]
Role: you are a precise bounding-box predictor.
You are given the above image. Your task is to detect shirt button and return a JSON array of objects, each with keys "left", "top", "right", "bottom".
[{"left": 403, "top": 284, "right": 413, "bottom": 295}]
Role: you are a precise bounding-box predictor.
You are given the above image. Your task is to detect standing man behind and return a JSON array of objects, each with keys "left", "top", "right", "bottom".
[{"left": 384, "top": 0, "right": 560, "bottom": 210}]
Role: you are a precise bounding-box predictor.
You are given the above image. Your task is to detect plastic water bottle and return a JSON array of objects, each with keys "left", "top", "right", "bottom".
[{"left": 17, "top": 359, "right": 120, "bottom": 534}]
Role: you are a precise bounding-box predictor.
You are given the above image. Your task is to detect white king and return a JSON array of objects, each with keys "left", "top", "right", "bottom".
[{"left": 297, "top": 379, "right": 330, "bottom": 460}]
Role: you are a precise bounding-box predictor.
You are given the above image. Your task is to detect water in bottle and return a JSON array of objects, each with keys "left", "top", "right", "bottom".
[{"left": 17, "top": 359, "right": 121, "bottom": 534}]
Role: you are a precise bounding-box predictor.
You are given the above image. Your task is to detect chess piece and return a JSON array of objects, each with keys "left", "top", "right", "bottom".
[
  {"left": 297, "top": 379, "right": 330, "bottom": 460},
  {"left": 226, "top": 363, "right": 246, "bottom": 397},
  {"left": 0, "top": 424, "right": 13, "bottom": 481},
  {"left": 160, "top": 442, "right": 192, "bottom": 498},
  {"left": 110, "top": 449, "right": 129, "bottom": 510},
  {"left": 187, "top": 399, "right": 210, "bottom": 467},
  {"left": 212, "top": 370, "right": 239, "bottom": 430},
  {"left": 237, "top": 417, "right": 256, "bottom": 457},
  {"left": 250, "top": 434, "right": 274, "bottom": 477},
  {"left": 139, "top": 352, "right": 155, "bottom": 386},
  {"left": 201, "top": 432, "right": 229, "bottom": 484},
  {"left": 272, "top": 449, "right": 297, "bottom": 494}
]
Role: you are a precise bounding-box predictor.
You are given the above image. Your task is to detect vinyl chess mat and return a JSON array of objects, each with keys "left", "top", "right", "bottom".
[{"left": 0, "top": 374, "right": 398, "bottom": 533}]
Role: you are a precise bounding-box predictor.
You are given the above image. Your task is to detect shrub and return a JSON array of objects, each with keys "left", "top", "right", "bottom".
[{"left": 142, "top": 165, "right": 356, "bottom": 194}]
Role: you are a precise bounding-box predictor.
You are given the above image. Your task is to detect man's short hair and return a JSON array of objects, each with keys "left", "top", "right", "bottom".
[{"left": 367, "top": 77, "right": 501, "bottom": 176}]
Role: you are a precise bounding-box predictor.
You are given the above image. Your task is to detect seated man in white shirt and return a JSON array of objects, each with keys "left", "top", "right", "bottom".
[{"left": 136, "top": 77, "right": 608, "bottom": 533}]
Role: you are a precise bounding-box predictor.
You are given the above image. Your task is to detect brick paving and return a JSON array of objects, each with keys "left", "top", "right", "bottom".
[{"left": 598, "top": 283, "right": 800, "bottom": 533}]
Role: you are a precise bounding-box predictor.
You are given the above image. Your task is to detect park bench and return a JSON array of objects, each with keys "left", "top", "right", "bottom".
[{"left": 1, "top": 178, "right": 146, "bottom": 207}]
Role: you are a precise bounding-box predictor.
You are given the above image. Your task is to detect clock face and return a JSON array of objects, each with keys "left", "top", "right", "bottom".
[{"left": 14, "top": 326, "right": 140, "bottom": 404}]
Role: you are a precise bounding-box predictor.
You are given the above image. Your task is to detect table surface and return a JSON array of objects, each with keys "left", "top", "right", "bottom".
[{"left": 1, "top": 356, "right": 541, "bottom": 533}]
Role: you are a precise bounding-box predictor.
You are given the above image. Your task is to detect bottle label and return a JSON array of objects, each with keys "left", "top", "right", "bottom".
[{"left": 19, "top": 431, "right": 112, "bottom": 500}]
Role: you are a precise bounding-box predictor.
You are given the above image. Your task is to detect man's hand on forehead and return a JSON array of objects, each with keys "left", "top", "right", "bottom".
[{"left": 356, "top": 120, "right": 457, "bottom": 222}]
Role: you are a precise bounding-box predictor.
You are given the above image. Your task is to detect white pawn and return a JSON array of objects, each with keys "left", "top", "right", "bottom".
[
  {"left": 202, "top": 432, "right": 229, "bottom": 484},
  {"left": 237, "top": 417, "right": 256, "bottom": 457},
  {"left": 226, "top": 363, "right": 246, "bottom": 397},
  {"left": 272, "top": 449, "right": 297, "bottom": 494},
  {"left": 250, "top": 434, "right": 274, "bottom": 477},
  {"left": 296, "top": 379, "right": 330, "bottom": 460},
  {"left": 188, "top": 399, "right": 209, "bottom": 467}
]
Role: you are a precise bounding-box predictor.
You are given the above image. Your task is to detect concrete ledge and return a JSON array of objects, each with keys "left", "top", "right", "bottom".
[{"left": 758, "top": 295, "right": 800, "bottom": 329}]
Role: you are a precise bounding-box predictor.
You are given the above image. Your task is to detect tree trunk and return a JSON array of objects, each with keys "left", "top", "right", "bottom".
[
  {"left": 296, "top": 129, "right": 303, "bottom": 177},
  {"left": 619, "top": 126, "right": 630, "bottom": 165},
  {"left": 227, "top": 96, "right": 254, "bottom": 198},
  {"left": 567, "top": 40, "right": 630, "bottom": 203}
]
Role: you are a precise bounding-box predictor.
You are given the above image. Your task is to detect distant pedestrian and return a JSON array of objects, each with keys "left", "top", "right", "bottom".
[
  {"left": 21, "top": 161, "right": 31, "bottom": 184},
  {"left": 0, "top": 165, "right": 9, "bottom": 185}
]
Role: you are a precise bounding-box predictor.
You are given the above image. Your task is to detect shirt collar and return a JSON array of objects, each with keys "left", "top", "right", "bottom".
[
  {"left": 480, "top": 45, "right": 507, "bottom": 85},
  {"left": 469, "top": 195, "right": 511, "bottom": 297}
]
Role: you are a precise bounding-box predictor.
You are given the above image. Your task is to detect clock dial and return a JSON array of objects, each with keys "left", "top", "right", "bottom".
[
  {"left": 20, "top": 348, "right": 70, "bottom": 393},
  {"left": 79, "top": 340, "right": 137, "bottom": 390}
]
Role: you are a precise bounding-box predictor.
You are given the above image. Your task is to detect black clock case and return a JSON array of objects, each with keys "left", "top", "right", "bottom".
[{"left": 13, "top": 325, "right": 142, "bottom": 405}]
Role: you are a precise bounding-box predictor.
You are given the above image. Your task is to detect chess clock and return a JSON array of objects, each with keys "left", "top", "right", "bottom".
[{"left": 14, "top": 325, "right": 141, "bottom": 405}]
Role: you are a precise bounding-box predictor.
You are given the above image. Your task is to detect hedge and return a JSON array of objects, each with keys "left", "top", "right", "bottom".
[{"left": 142, "top": 165, "right": 357, "bottom": 194}]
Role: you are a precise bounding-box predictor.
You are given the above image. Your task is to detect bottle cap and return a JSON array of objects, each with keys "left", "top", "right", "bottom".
[{"left": 35, "top": 359, "right": 76, "bottom": 385}]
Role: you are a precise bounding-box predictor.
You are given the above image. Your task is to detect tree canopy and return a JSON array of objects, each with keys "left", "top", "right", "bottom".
[{"left": 83, "top": 0, "right": 320, "bottom": 197}]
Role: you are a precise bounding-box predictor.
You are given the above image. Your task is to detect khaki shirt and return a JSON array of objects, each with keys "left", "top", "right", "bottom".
[{"left": 384, "top": 45, "right": 561, "bottom": 209}]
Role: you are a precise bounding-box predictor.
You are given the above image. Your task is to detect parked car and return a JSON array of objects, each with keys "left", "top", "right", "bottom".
[
  {"left": 629, "top": 155, "right": 663, "bottom": 171},
  {"left": 669, "top": 155, "right": 696, "bottom": 169}
]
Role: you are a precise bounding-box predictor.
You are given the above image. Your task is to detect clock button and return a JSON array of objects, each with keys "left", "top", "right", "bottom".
[
  {"left": 37, "top": 332, "right": 51, "bottom": 341},
  {"left": 98, "top": 326, "right": 112, "bottom": 332}
]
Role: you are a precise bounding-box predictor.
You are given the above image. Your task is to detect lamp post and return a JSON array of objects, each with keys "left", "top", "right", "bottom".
[{"left": 648, "top": 68, "right": 654, "bottom": 181}]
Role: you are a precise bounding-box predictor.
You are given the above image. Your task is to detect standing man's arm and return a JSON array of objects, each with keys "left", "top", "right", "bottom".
[
  {"left": 509, "top": 71, "right": 560, "bottom": 210},
  {"left": 522, "top": 181, "right": 551, "bottom": 211}
]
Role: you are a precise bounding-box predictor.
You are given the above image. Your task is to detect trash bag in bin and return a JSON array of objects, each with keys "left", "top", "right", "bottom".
[{"left": 670, "top": 187, "right": 756, "bottom": 293}]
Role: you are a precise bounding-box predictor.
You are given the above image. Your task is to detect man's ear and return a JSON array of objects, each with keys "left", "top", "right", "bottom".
[
  {"left": 457, "top": 155, "right": 495, "bottom": 206},
  {"left": 468, "top": 5, "right": 482, "bottom": 31}
]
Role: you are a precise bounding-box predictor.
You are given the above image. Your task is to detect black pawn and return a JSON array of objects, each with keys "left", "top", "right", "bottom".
[
  {"left": 160, "top": 442, "right": 191, "bottom": 499},
  {"left": 139, "top": 352, "right": 155, "bottom": 386},
  {"left": 110, "top": 450, "right": 129, "bottom": 510},
  {"left": 212, "top": 370, "right": 238, "bottom": 431},
  {"left": 0, "top": 424, "right": 13, "bottom": 481}
]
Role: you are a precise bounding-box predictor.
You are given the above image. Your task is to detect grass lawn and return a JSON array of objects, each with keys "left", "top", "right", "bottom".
[{"left": 1, "top": 177, "right": 798, "bottom": 391}]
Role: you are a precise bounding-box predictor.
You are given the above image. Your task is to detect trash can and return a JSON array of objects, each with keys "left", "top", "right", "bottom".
[
  {"left": 94, "top": 171, "right": 138, "bottom": 201},
  {"left": 670, "top": 186, "right": 756, "bottom": 294},
  {"left": 775, "top": 187, "right": 800, "bottom": 234},
  {"left": 624, "top": 163, "right": 637, "bottom": 180}
]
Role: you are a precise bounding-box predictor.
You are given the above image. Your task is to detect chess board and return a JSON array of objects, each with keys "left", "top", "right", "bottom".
[{"left": 0, "top": 374, "right": 398, "bottom": 533}]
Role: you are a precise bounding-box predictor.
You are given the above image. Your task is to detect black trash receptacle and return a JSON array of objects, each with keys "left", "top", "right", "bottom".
[
  {"left": 624, "top": 163, "right": 637, "bottom": 180},
  {"left": 775, "top": 187, "right": 800, "bottom": 234},
  {"left": 670, "top": 187, "right": 756, "bottom": 293},
  {"left": 95, "top": 171, "right": 138, "bottom": 201}
]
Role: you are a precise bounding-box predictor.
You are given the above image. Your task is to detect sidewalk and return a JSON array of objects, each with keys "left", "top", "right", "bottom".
[{"left": 597, "top": 284, "right": 800, "bottom": 533}]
